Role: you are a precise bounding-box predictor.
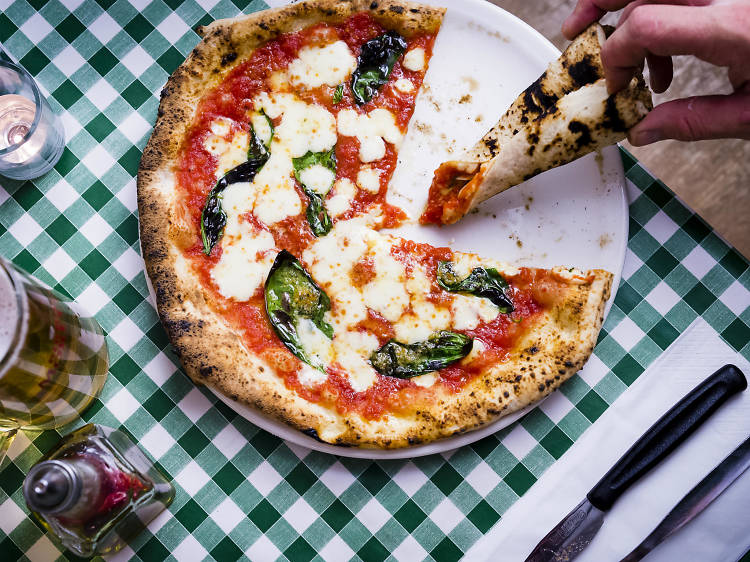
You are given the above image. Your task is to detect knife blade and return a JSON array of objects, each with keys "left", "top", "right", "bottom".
[
  {"left": 524, "top": 364, "right": 747, "bottom": 562},
  {"left": 621, "top": 434, "right": 750, "bottom": 562}
]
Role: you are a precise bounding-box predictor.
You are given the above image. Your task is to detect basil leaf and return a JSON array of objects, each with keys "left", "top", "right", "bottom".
[
  {"left": 200, "top": 185, "right": 227, "bottom": 256},
  {"left": 304, "top": 192, "right": 332, "bottom": 238},
  {"left": 250, "top": 109, "right": 274, "bottom": 150},
  {"left": 265, "top": 250, "right": 333, "bottom": 370},
  {"left": 333, "top": 84, "right": 344, "bottom": 104},
  {"left": 370, "top": 331, "right": 473, "bottom": 378},
  {"left": 437, "top": 262, "right": 514, "bottom": 313},
  {"left": 351, "top": 31, "right": 407, "bottom": 105},
  {"left": 292, "top": 148, "right": 337, "bottom": 237},
  {"left": 200, "top": 126, "right": 271, "bottom": 255},
  {"left": 292, "top": 148, "right": 337, "bottom": 189},
  {"left": 248, "top": 122, "right": 270, "bottom": 162}
]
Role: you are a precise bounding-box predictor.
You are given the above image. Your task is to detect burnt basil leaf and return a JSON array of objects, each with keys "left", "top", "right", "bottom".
[
  {"left": 351, "top": 31, "right": 407, "bottom": 105},
  {"left": 293, "top": 147, "right": 337, "bottom": 237},
  {"left": 200, "top": 127, "right": 270, "bottom": 255},
  {"left": 200, "top": 186, "right": 227, "bottom": 256},
  {"left": 333, "top": 84, "right": 344, "bottom": 104},
  {"left": 437, "top": 261, "right": 514, "bottom": 313},
  {"left": 370, "top": 331, "right": 473, "bottom": 379},
  {"left": 265, "top": 250, "right": 333, "bottom": 370}
]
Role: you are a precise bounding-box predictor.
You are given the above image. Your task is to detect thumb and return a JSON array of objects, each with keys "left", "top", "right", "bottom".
[{"left": 628, "top": 92, "right": 750, "bottom": 145}]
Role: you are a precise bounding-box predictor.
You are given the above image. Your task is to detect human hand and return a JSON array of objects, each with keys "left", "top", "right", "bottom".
[{"left": 562, "top": 0, "right": 750, "bottom": 145}]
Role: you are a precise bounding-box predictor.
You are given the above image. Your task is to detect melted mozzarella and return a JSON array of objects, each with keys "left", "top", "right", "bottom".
[
  {"left": 462, "top": 339, "right": 487, "bottom": 364},
  {"left": 299, "top": 164, "right": 335, "bottom": 195},
  {"left": 327, "top": 286, "right": 368, "bottom": 333},
  {"left": 210, "top": 118, "right": 232, "bottom": 136},
  {"left": 356, "top": 166, "right": 381, "bottom": 193},
  {"left": 411, "top": 372, "right": 438, "bottom": 387},
  {"left": 298, "top": 365, "right": 327, "bottom": 387},
  {"left": 248, "top": 92, "right": 338, "bottom": 226},
  {"left": 253, "top": 178, "right": 302, "bottom": 225},
  {"left": 337, "top": 108, "right": 402, "bottom": 162},
  {"left": 250, "top": 112, "right": 273, "bottom": 146},
  {"left": 326, "top": 178, "right": 357, "bottom": 218},
  {"left": 210, "top": 226, "right": 276, "bottom": 301},
  {"left": 332, "top": 330, "right": 380, "bottom": 392},
  {"left": 403, "top": 48, "right": 426, "bottom": 71},
  {"left": 394, "top": 300, "right": 451, "bottom": 343},
  {"left": 451, "top": 252, "right": 521, "bottom": 278},
  {"left": 552, "top": 265, "right": 587, "bottom": 282},
  {"left": 393, "top": 264, "right": 451, "bottom": 342},
  {"left": 304, "top": 216, "right": 378, "bottom": 334},
  {"left": 296, "top": 317, "right": 334, "bottom": 365},
  {"left": 288, "top": 41, "right": 357, "bottom": 89},
  {"left": 303, "top": 215, "right": 375, "bottom": 289},
  {"left": 268, "top": 70, "right": 287, "bottom": 91},
  {"left": 203, "top": 127, "right": 249, "bottom": 179},
  {"left": 394, "top": 78, "right": 414, "bottom": 93},
  {"left": 361, "top": 237, "right": 409, "bottom": 322},
  {"left": 256, "top": 92, "right": 337, "bottom": 157},
  {"left": 220, "top": 182, "right": 254, "bottom": 239},
  {"left": 451, "top": 294, "right": 499, "bottom": 330}
]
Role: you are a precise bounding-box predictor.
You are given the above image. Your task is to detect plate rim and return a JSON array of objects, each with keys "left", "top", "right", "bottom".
[{"left": 204, "top": 0, "right": 628, "bottom": 459}]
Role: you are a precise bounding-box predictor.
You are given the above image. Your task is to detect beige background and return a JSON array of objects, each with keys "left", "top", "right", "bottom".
[{"left": 488, "top": 0, "right": 750, "bottom": 258}]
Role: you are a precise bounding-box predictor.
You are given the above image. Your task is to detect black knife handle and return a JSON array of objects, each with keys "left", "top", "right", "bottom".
[{"left": 587, "top": 364, "right": 746, "bottom": 511}]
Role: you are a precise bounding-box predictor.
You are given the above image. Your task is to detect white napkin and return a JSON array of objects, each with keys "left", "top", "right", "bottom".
[{"left": 466, "top": 318, "right": 750, "bottom": 561}]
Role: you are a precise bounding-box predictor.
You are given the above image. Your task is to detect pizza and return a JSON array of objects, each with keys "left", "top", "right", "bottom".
[
  {"left": 420, "top": 23, "right": 653, "bottom": 225},
  {"left": 138, "top": 0, "right": 615, "bottom": 449}
]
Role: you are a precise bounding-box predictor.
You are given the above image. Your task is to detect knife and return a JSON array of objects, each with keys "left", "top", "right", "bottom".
[
  {"left": 621, "top": 433, "right": 750, "bottom": 561},
  {"left": 524, "top": 364, "right": 747, "bottom": 562}
]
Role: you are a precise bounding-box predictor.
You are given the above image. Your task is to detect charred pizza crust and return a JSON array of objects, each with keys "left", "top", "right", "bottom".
[{"left": 138, "top": 0, "right": 613, "bottom": 448}]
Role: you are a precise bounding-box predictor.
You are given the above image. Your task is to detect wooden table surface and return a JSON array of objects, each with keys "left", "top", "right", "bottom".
[{"left": 489, "top": 0, "right": 750, "bottom": 258}]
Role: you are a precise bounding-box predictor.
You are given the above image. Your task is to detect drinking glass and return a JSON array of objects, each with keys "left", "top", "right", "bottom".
[
  {"left": 0, "top": 59, "right": 65, "bottom": 180},
  {"left": 0, "top": 258, "right": 109, "bottom": 463}
]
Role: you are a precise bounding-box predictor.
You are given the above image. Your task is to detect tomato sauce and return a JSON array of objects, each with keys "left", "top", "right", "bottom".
[
  {"left": 323, "top": 366, "right": 427, "bottom": 420},
  {"left": 419, "top": 164, "right": 461, "bottom": 225},
  {"left": 356, "top": 310, "right": 394, "bottom": 345},
  {"left": 350, "top": 257, "right": 377, "bottom": 288},
  {"left": 174, "top": 13, "right": 550, "bottom": 421},
  {"left": 419, "top": 161, "right": 480, "bottom": 225}
]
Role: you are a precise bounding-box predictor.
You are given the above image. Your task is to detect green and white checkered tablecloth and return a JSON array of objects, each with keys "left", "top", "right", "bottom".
[{"left": 0, "top": 1, "right": 749, "bottom": 560}]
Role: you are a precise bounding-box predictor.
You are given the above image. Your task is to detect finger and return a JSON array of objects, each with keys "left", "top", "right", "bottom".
[
  {"left": 729, "top": 67, "right": 750, "bottom": 92},
  {"left": 646, "top": 53, "right": 673, "bottom": 93},
  {"left": 628, "top": 92, "right": 750, "bottom": 144},
  {"left": 562, "top": 0, "right": 636, "bottom": 39},
  {"left": 618, "top": 0, "right": 714, "bottom": 25},
  {"left": 602, "top": 4, "right": 739, "bottom": 93}
]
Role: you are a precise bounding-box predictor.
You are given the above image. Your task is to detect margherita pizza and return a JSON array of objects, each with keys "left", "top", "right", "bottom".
[{"left": 138, "top": 0, "right": 617, "bottom": 448}]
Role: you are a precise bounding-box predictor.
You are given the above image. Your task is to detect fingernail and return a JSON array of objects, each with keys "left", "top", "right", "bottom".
[{"left": 629, "top": 130, "right": 663, "bottom": 146}]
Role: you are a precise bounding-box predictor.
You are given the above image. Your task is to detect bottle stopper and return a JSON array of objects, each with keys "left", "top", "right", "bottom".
[{"left": 23, "top": 460, "right": 82, "bottom": 514}]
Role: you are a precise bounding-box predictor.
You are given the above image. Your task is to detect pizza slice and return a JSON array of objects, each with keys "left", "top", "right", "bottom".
[
  {"left": 420, "top": 23, "right": 653, "bottom": 225},
  {"left": 138, "top": 0, "right": 614, "bottom": 448},
  {"left": 257, "top": 220, "right": 613, "bottom": 445}
]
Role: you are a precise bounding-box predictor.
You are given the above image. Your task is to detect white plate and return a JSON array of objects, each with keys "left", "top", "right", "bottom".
[{"left": 208, "top": 0, "right": 628, "bottom": 459}]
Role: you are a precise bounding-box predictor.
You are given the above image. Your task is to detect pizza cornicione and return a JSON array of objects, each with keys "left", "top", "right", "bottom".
[{"left": 138, "top": 0, "right": 615, "bottom": 448}]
